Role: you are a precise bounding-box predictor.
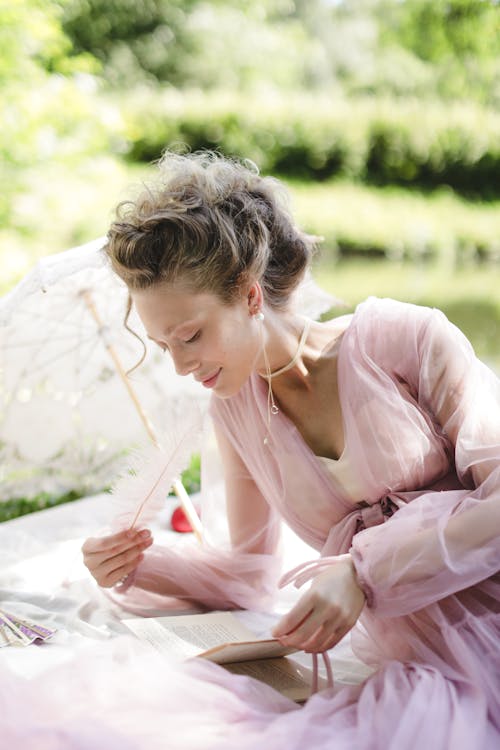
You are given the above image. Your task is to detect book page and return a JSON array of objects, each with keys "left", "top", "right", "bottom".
[
  {"left": 123, "top": 611, "right": 260, "bottom": 658},
  {"left": 122, "top": 617, "right": 201, "bottom": 658}
]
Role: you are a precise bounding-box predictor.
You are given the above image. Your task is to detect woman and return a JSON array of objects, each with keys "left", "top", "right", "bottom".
[{"left": 83, "top": 152, "right": 499, "bottom": 748}]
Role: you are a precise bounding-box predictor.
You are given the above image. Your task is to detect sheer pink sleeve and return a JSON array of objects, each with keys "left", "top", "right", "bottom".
[
  {"left": 111, "top": 418, "right": 281, "bottom": 615},
  {"left": 350, "top": 304, "right": 500, "bottom": 616}
]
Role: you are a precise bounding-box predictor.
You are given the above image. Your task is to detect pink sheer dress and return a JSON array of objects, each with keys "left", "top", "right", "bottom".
[
  {"left": 4, "top": 297, "right": 497, "bottom": 749},
  {"left": 111, "top": 297, "right": 500, "bottom": 748}
]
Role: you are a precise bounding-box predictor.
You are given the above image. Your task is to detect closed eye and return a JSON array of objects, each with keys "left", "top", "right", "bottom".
[{"left": 185, "top": 331, "right": 201, "bottom": 344}]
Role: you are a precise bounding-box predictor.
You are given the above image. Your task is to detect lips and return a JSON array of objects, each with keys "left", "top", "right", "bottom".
[{"left": 198, "top": 369, "right": 221, "bottom": 388}]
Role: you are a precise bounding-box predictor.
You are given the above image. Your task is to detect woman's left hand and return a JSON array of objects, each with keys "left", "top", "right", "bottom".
[{"left": 271, "top": 555, "right": 366, "bottom": 653}]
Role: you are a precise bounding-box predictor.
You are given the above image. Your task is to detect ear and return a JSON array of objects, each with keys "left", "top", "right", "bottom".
[{"left": 246, "top": 280, "right": 264, "bottom": 316}]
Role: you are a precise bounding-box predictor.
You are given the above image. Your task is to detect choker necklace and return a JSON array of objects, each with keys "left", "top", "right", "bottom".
[{"left": 261, "top": 318, "right": 312, "bottom": 380}]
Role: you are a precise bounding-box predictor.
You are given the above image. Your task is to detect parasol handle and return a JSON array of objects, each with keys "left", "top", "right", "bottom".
[{"left": 81, "top": 290, "right": 203, "bottom": 544}]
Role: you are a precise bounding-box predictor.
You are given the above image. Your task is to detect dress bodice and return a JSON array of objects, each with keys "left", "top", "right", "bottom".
[{"left": 316, "top": 454, "right": 366, "bottom": 503}]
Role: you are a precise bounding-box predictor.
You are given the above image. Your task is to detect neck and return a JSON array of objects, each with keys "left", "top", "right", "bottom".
[{"left": 257, "top": 316, "right": 311, "bottom": 380}]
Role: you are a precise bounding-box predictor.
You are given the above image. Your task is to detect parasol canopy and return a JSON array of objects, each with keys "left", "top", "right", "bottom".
[{"left": 0, "top": 238, "right": 208, "bottom": 503}]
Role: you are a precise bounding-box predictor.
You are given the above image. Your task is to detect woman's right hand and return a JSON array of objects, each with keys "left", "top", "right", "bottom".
[{"left": 82, "top": 528, "right": 154, "bottom": 588}]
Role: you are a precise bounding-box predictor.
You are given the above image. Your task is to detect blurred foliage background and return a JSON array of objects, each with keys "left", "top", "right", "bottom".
[{"left": 1, "top": 0, "right": 500, "bottom": 354}]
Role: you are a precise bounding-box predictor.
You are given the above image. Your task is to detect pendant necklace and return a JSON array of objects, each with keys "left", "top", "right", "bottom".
[{"left": 260, "top": 318, "right": 312, "bottom": 445}]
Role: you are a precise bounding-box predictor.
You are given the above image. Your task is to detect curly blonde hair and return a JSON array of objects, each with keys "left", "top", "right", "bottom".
[{"left": 106, "top": 151, "right": 316, "bottom": 310}]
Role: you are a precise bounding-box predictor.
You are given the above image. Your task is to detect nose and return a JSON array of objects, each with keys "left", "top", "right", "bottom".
[{"left": 171, "top": 349, "right": 199, "bottom": 377}]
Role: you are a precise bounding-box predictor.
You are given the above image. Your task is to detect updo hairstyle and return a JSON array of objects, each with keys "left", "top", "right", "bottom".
[{"left": 105, "top": 151, "right": 316, "bottom": 311}]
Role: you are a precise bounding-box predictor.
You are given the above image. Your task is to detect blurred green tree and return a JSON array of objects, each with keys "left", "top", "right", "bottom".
[
  {"left": 57, "top": 0, "right": 500, "bottom": 102},
  {"left": 377, "top": 0, "right": 500, "bottom": 102},
  {"left": 61, "top": 0, "right": 200, "bottom": 85},
  {"left": 0, "top": 1, "right": 81, "bottom": 224},
  {"left": 0, "top": 0, "right": 115, "bottom": 239},
  {"left": 0, "top": 0, "right": 97, "bottom": 83},
  {"left": 387, "top": 0, "right": 499, "bottom": 63}
]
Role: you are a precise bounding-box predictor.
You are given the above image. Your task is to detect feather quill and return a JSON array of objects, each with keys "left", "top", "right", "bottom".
[{"left": 110, "top": 413, "right": 202, "bottom": 532}]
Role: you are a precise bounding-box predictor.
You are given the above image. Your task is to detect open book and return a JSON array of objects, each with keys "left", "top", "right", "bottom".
[{"left": 123, "top": 611, "right": 325, "bottom": 703}]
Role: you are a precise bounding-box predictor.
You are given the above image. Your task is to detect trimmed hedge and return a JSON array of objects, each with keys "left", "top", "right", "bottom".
[
  {"left": 0, "top": 490, "right": 85, "bottom": 523},
  {"left": 0, "top": 454, "right": 201, "bottom": 523},
  {"left": 287, "top": 180, "right": 500, "bottom": 264},
  {"left": 118, "top": 91, "right": 500, "bottom": 199}
]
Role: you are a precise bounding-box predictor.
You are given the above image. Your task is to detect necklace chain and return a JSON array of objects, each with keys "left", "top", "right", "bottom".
[
  {"left": 260, "top": 318, "right": 311, "bottom": 446},
  {"left": 262, "top": 318, "right": 312, "bottom": 380}
]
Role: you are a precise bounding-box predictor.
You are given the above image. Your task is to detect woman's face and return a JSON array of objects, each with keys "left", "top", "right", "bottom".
[{"left": 132, "top": 282, "right": 261, "bottom": 399}]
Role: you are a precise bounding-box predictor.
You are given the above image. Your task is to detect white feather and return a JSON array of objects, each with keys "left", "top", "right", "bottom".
[{"left": 109, "top": 414, "right": 202, "bottom": 531}]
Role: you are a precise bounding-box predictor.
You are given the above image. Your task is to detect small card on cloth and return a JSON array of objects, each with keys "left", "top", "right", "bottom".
[{"left": 0, "top": 608, "right": 56, "bottom": 647}]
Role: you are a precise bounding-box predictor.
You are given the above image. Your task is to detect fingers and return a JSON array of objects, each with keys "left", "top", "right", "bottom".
[
  {"left": 272, "top": 600, "right": 314, "bottom": 639},
  {"left": 97, "top": 543, "right": 147, "bottom": 586},
  {"left": 275, "top": 606, "right": 348, "bottom": 653},
  {"left": 82, "top": 528, "right": 151, "bottom": 557},
  {"left": 272, "top": 591, "right": 339, "bottom": 643},
  {"left": 99, "top": 551, "right": 145, "bottom": 588},
  {"left": 275, "top": 606, "right": 340, "bottom": 651},
  {"left": 82, "top": 528, "right": 154, "bottom": 588},
  {"left": 272, "top": 592, "right": 357, "bottom": 652}
]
